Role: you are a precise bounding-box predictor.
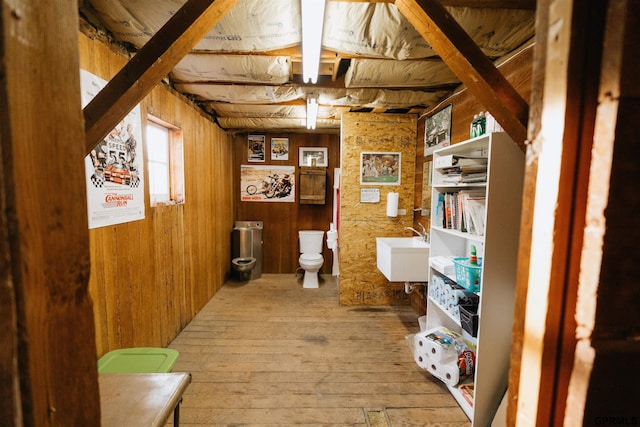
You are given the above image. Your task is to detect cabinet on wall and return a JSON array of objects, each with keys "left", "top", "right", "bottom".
[
  {"left": 299, "top": 167, "right": 326, "bottom": 204},
  {"left": 427, "top": 132, "right": 524, "bottom": 425}
]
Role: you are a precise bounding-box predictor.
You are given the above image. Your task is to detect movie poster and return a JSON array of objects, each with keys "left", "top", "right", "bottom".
[{"left": 80, "top": 69, "right": 145, "bottom": 229}]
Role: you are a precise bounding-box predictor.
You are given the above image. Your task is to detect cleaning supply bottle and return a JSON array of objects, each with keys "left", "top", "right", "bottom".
[
  {"left": 478, "top": 112, "right": 486, "bottom": 136},
  {"left": 469, "top": 245, "right": 478, "bottom": 266},
  {"left": 470, "top": 114, "right": 479, "bottom": 138}
]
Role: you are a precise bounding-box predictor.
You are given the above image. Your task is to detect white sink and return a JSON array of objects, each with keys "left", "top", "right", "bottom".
[{"left": 376, "top": 237, "right": 430, "bottom": 282}]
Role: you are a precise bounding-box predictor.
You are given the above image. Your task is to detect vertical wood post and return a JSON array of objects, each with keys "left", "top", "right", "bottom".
[
  {"left": 510, "top": 0, "right": 640, "bottom": 425},
  {"left": 0, "top": 1, "right": 100, "bottom": 425}
]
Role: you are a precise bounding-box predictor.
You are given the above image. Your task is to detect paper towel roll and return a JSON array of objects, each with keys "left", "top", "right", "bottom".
[{"left": 386, "top": 192, "right": 399, "bottom": 217}]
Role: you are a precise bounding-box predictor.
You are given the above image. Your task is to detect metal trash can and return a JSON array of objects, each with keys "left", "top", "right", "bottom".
[{"left": 232, "top": 220, "right": 263, "bottom": 280}]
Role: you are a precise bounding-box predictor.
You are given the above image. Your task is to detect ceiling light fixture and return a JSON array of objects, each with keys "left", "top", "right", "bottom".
[
  {"left": 301, "top": 0, "right": 326, "bottom": 84},
  {"left": 306, "top": 94, "right": 319, "bottom": 130}
]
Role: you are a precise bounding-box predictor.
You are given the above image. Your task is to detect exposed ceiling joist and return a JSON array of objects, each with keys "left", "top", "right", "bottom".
[
  {"left": 83, "top": 0, "right": 239, "bottom": 153},
  {"left": 395, "top": 0, "right": 529, "bottom": 148},
  {"left": 334, "top": 0, "right": 535, "bottom": 8},
  {"left": 437, "top": 0, "right": 535, "bottom": 9},
  {"left": 80, "top": 0, "right": 534, "bottom": 141}
]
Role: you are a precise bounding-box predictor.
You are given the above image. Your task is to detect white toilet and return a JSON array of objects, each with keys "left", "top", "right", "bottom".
[{"left": 298, "top": 230, "right": 325, "bottom": 288}]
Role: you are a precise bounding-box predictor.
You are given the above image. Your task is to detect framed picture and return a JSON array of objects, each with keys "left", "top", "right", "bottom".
[
  {"left": 299, "top": 147, "right": 328, "bottom": 167},
  {"left": 424, "top": 104, "right": 452, "bottom": 156},
  {"left": 360, "top": 152, "right": 401, "bottom": 185},
  {"left": 247, "top": 134, "right": 265, "bottom": 162},
  {"left": 271, "top": 137, "right": 289, "bottom": 160}
]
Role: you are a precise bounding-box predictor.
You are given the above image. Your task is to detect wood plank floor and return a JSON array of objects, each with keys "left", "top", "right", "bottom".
[{"left": 168, "top": 274, "right": 470, "bottom": 426}]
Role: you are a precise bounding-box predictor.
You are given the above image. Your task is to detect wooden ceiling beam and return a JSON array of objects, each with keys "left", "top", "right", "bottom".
[
  {"left": 436, "top": 0, "right": 535, "bottom": 9},
  {"left": 395, "top": 0, "right": 530, "bottom": 148},
  {"left": 83, "top": 0, "right": 239, "bottom": 153},
  {"left": 335, "top": 0, "right": 536, "bottom": 9}
]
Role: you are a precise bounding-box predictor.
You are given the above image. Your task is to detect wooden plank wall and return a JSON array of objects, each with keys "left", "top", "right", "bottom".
[
  {"left": 233, "top": 133, "right": 340, "bottom": 275},
  {"left": 340, "top": 113, "right": 418, "bottom": 306},
  {"left": 79, "top": 31, "right": 234, "bottom": 357}
]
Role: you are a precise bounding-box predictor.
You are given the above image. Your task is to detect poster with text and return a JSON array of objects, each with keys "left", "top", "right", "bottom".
[
  {"left": 247, "top": 134, "right": 266, "bottom": 162},
  {"left": 81, "top": 69, "right": 145, "bottom": 229},
  {"left": 241, "top": 165, "right": 295, "bottom": 202}
]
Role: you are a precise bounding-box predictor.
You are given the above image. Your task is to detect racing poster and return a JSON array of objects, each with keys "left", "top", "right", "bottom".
[
  {"left": 241, "top": 165, "right": 295, "bottom": 202},
  {"left": 81, "top": 69, "right": 145, "bottom": 229}
]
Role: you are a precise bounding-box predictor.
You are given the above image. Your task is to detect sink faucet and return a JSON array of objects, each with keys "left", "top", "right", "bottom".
[{"left": 404, "top": 223, "right": 429, "bottom": 242}]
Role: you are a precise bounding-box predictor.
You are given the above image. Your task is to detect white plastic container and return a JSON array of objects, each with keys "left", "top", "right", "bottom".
[{"left": 419, "top": 315, "right": 427, "bottom": 332}]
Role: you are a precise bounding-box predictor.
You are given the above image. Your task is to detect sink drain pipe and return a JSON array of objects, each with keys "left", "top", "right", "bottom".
[{"left": 404, "top": 282, "right": 427, "bottom": 294}]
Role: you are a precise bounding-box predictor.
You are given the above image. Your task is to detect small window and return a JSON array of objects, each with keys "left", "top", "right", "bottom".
[{"left": 146, "top": 117, "right": 184, "bottom": 206}]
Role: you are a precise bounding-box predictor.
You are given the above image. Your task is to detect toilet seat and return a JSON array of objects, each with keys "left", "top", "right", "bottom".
[
  {"left": 232, "top": 257, "right": 256, "bottom": 270},
  {"left": 299, "top": 253, "right": 323, "bottom": 262},
  {"left": 232, "top": 257, "right": 257, "bottom": 281}
]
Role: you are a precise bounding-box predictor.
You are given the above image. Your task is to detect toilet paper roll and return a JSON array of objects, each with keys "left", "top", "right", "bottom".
[
  {"left": 413, "top": 349, "right": 429, "bottom": 370},
  {"left": 450, "top": 289, "right": 467, "bottom": 303},
  {"left": 414, "top": 331, "right": 439, "bottom": 353},
  {"left": 426, "top": 359, "right": 461, "bottom": 387},
  {"left": 424, "top": 337, "right": 457, "bottom": 362},
  {"left": 440, "top": 363, "right": 460, "bottom": 387},
  {"left": 450, "top": 305, "right": 460, "bottom": 319},
  {"left": 414, "top": 333, "right": 429, "bottom": 354},
  {"left": 414, "top": 330, "right": 456, "bottom": 360},
  {"left": 426, "top": 360, "right": 448, "bottom": 383},
  {"left": 326, "top": 230, "right": 338, "bottom": 250},
  {"left": 386, "top": 192, "right": 399, "bottom": 217}
]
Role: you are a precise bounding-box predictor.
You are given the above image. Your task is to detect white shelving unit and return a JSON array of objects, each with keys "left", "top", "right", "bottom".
[{"left": 427, "top": 132, "right": 524, "bottom": 426}]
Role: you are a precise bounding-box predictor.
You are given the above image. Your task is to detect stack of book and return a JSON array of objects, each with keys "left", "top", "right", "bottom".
[{"left": 434, "top": 155, "right": 488, "bottom": 184}]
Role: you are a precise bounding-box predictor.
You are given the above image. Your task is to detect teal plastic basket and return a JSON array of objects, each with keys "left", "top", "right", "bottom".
[{"left": 453, "top": 257, "right": 483, "bottom": 292}]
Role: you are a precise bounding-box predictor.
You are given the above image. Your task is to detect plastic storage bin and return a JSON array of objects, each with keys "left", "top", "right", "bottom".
[
  {"left": 453, "top": 257, "right": 483, "bottom": 292},
  {"left": 459, "top": 304, "right": 479, "bottom": 337},
  {"left": 98, "top": 347, "right": 179, "bottom": 373}
]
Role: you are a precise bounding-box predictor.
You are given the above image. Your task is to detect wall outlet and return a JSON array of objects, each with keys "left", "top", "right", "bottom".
[{"left": 397, "top": 209, "right": 406, "bottom": 215}]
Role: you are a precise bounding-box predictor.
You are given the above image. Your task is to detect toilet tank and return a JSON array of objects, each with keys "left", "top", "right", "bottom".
[{"left": 299, "top": 230, "right": 324, "bottom": 254}]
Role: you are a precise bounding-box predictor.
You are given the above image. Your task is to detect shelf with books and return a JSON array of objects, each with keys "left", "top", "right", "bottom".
[
  {"left": 425, "top": 132, "right": 525, "bottom": 426},
  {"left": 432, "top": 190, "right": 487, "bottom": 235}
]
